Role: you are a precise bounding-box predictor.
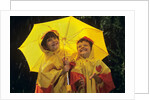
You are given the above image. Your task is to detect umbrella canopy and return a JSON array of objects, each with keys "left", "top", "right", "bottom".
[{"left": 19, "top": 16, "right": 108, "bottom": 72}]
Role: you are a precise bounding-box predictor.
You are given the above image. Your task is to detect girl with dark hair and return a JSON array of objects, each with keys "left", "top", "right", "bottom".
[{"left": 35, "top": 30, "right": 71, "bottom": 93}]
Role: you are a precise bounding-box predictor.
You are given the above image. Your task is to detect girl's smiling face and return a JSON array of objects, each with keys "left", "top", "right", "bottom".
[
  {"left": 46, "top": 37, "right": 59, "bottom": 52},
  {"left": 77, "top": 41, "right": 91, "bottom": 58}
]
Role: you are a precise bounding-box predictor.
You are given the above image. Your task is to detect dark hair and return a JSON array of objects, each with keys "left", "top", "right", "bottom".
[
  {"left": 41, "top": 32, "right": 59, "bottom": 49},
  {"left": 77, "top": 38, "right": 93, "bottom": 49}
]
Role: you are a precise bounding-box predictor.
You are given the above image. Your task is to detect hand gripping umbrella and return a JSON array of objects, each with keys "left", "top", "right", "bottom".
[{"left": 18, "top": 16, "right": 109, "bottom": 92}]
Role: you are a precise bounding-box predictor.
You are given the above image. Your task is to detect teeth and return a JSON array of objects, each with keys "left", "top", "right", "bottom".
[
  {"left": 80, "top": 48, "right": 87, "bottom": 52},
  {"left": 52, "top": 42, "right": 58, "bottom": 46},
  {"left": 52, "top": 44, "right": 56, "bottom": 46}
]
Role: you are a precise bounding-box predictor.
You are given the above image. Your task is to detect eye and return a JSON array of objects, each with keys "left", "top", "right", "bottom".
[
  {"left": 47, "top": 38, "right": 52, "bottom": 42},
  {"left": 78, "top": 45, "right": 81, "bottom": 48},
  {"left": 84, "top": 44, "right": 88, "bottom": 46},
  {"left": 54, "top": 38, "right": 58, "bottom": 41}
]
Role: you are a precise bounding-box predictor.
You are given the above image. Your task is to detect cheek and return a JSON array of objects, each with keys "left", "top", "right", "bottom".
[
  {"left": 47, "top": 42, "right": 52, "bottom": 47},
  {"left": 57, "top": 42, "right": 60, "bottom": 46},
  {"left": 88, "top": 47, "right": 91, "bottom": 52},
  {"left": 88, "top": 49, "right": 92, "bottom": 54},
  {"left": 77, "top": 48, "right": 81, "bottom": 54},
  {"left": 77, "top": 49, "right": 80, "bottom": 52}
]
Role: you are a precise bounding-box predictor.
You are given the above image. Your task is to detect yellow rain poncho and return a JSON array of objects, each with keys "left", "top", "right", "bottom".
[
  {"left": 35, "top": 31, "right": 71, "bottom": 93},
  {"left": 18, "top": 16, "right": 112, "bottom": 93},
  {"left": 70, "top": 40, "right": 115, "bottom": 93}
]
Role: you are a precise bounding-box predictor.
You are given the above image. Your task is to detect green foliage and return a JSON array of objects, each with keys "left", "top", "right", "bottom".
[{"left": 99, "top": 16, "right": 125, "bottom": 93}]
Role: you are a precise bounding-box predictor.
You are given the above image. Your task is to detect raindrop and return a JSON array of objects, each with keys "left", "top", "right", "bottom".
[
  {"left": 18, "top": 75, "right": 21, "bottom": 79},
  {"left": 18, "top": 63, "right": 22, "bottom": 70}
]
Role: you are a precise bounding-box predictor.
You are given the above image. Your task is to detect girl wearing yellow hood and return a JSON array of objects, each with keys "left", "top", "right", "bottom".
[
  {"left": 70, "top": 36, "right": 115, "bottom": 93},
  {"left": 35, "top": 30, "right": 71, "bottom": 93}
]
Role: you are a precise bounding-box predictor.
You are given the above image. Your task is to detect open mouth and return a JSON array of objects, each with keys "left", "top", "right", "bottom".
[
  {"left": 52, "top": 42, "right": 58, "bottom": 46},
  {"left": 80, "top": 48, "right": 87, "bottom": 52}
]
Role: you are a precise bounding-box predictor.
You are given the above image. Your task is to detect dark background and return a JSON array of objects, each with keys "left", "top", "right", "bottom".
[{"left": 10, "top": 16, "right": 125, "bottom": 93}]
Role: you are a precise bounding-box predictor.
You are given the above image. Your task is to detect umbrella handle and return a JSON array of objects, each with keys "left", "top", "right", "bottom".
[
  {"left": 66, "top": 85, "right": 72, "bottom": 93},
  {"left": 66, "top": 72, "right": 72, "bottom": 92},
  {"left": 67, "top": 72, "right": 70, "bottom": 85}
]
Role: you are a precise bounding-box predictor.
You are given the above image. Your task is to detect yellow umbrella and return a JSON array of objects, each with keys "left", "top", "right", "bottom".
[
  {"left": 19, "top": 16, "right": 109, "bottom": 73},
  {"left": 19, "top": 16, "right": 109, "bottom": 92}
]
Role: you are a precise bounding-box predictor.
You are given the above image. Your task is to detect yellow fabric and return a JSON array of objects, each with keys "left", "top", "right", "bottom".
[
  {"left": 18, "top": 16, "right": 108, "bottom": 72},
  {"left": 71, "top": 49, "right": 111, "bottom": 93},
  {"left": 66, "top": 85, "right": 72, "bottom": 92},
  {"left": 29, "top": 29, "right": 71, "bottom": 92},
  {"left": 18, "top": 16, "right": 109, "bottom": 92},
  {"left": 38, "top": 46, "right": 71, "bottom": 92}
]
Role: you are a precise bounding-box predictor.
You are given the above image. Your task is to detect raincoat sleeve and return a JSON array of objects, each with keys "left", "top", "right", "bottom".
[
  {"left": 35, "top": 63, "right": 64, "bottom": 93},
  {"left": 95, "top": 60, "right": 115, "bottom": 93},
  {"left": 35, "top": 84, "right": 52, "bottom": 93},
  {"left": 70, "top": 61, "right": 85, "bottom": 92},
  {"left": 40, "top": 63, "right": 63, "bottom": 86}
]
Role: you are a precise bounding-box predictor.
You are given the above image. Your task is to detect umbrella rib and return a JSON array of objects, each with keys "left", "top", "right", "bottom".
[
  {"left": 41, "top": 23, "right": 52, "bottom": 29},
  {"left": 66, "top": 28, "right": 95, "bottom": 43},
  {"left": 19, "top": 40, "right": 38, "bottom": 48},
  {"left": 62, "top": 17, "right": 72, "bottom": 58},
  {"left": 66, "top": 28, "right": 85, "bottom": 43},
  {"left": 65, "top": 17, "right": 72, "bottom": 38},
  {"left": 21, "top": 23, "right": 53, "bottom": 48},
  {"left": 39, "top": 23, "right": 64, "bottom": 39},
  {"left": 94, "top": 44, "right": 109, "bottom": 55},
  {"left": 65, "top": 42, "right": 77, "bottom": 52},
  {"left": 30, "top": 54, "right": 43, "bottom": 71}
]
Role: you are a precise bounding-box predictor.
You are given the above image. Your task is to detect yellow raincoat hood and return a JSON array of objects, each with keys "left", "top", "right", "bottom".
[
  {"left": 71, "top": 37, "right": 110, "bottom": 93},
  {"left": 30, "top": 30, "right": 60, "bottom": 72},
  {"left": 38, "top": 30, "right": 59, "bottom": 53},
  {"left": 36, "top": 30, "right": 72, "bottom": 93}
]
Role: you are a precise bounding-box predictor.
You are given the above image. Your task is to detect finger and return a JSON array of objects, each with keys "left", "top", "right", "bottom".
[
  {"left": 67, "top": 66, "right": 70, "bottom": 70},
  {"left": 79, "top": 79, "right": 84, "bottom": 84},
  {"left": 89, "top": 75, "right": 94, "bottom": 80},
  {"left": 89, "top": 73, "right": 96, "bottom": 79},
  {"left": 78, "top": 85, "right": 84, "bottom": 91},
  {"left": 66, "top": 57, "right": 68, "bottom": 60},
  {"left": 89, "top": 73, "right": 96, "bottom": 80},
  {"left": 78, "top": 86, "right": 82, "bottom": 91},
  {"left": 80, "top": 76, "right": 84, "bottom": 80},
  {"left": 62, "top": 57, "right": 65, "bottom": 61},
  {"left": 79, "top": 79, "right": 84, "bottom": 82},
  {"left": 79, "top": 79, "right": 84, "bottom": 83},
  {"left": 80, "top": 81, "right": 84, "bottom": 85}
]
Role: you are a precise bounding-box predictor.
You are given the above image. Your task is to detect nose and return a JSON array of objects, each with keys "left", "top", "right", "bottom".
[
  {"left": 52, "top": 38, "right": 57, "bottom": 42},
  {"left": 80, "top": 45, "right": 85, "bottom": 49}
]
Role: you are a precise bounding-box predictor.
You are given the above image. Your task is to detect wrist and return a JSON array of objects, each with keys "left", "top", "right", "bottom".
[{"left": 60, "top": 69, "right": 66, "bottom": 76}]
